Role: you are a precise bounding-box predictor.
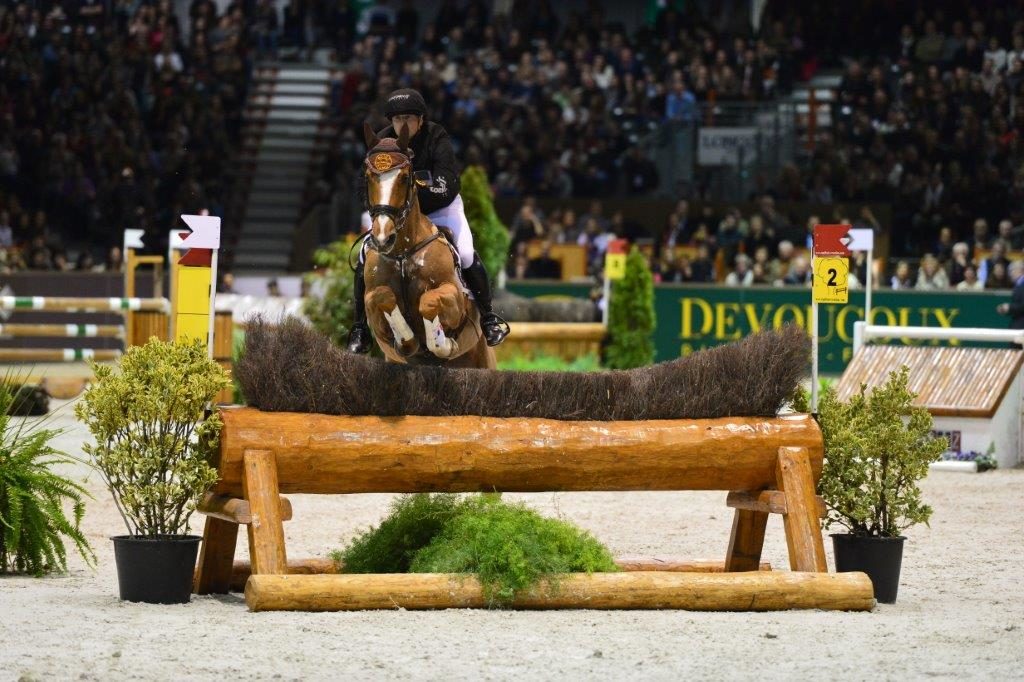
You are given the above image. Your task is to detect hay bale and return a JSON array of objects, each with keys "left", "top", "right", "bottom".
[{"left": 235, "top": 317, "right": 810, "bottom": 420}]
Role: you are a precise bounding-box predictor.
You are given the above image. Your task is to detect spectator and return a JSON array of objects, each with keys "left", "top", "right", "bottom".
[
  {"left": 997, "top": 219, "right": 1023, "bottom": 250},
  {"left": 622, "top": 147, "right": 659, "bottom": 195},
  {"left": 890, "top": 260, "right": 914, "bottom": 289},
  {"left": 947, "top": 242, "right": 972, "bottom": 286},
  {"left": 664, "top": 72, "right": 698, "bottom": 124},
  {"left": 996, "top": 261, "right": 1024, "bottom": 332},
  {"left": 932, "top": 226, "right": 955, "bottom": 263},
  {"left": 662, "top": 200, "right": 693, "bottom": 252},
  {"left": 782, "top": 256, "right": 811, "bottom": 286},
  {"left": 0, "top": 211, "right": 12, "bottom": 249},
  {"left": 957, "top": 265, "right": 984, "bottom": 291},
  {"left": 105, "top": 247, "right": 123, "bottom": 273},
  {"left": 724, "top": 254, "right": 753, "bottom": 286},
  {"left": 743, "top": 214, "right": 775, "bottom": 257},
  {"left": 526, "top": 241, "right": 562, "bottom": 279},
  {"left": 985, "top": 261, "right": 1014, "bottom": 290},
  {"left": 218, "top": 272, "right": 236, "bottom": 294},
  {"left": 979, "top": 241, "right": 1010, "bottom": 284},
  {"left": 690, "top": 243, "right": 715, "bottom": 282},
  {"left": 75, "top": 251, "right": 96, "bottom": 271},
  {"left": 770, "top": 240, "right": 795, "bottom": 281},
  {"left": 915, "top": 254, "right": 950, "bottom": 290}
]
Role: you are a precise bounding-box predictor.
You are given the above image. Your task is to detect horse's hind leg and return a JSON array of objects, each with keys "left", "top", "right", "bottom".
[
  {"left": 419, "top": 283, "right": 464, "bottom": 359},
  {"left": 366, "top": 285, "right": 418, "bottom": 357}
]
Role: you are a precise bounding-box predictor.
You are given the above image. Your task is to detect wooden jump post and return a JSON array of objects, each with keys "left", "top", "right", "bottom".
[{"left": 194, "top": 410, "right": 875, "bottom": 612}]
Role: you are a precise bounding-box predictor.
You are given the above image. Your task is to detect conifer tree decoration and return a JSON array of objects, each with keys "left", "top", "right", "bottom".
[
  {"left": 460, "top": 165, "right": 511, "bottom": 283},
  {"left": 605, "top": 247, "right": 656, "bottom": 369}
]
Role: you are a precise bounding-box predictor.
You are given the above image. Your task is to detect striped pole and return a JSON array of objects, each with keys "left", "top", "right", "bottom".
[
  {"left": 0, "top": 297, "right": 170, "bottom": 313},
  {"left": 0, "top": 324, "right": 125, "bottom": 338},
  {"left": 0, "top": 349, "right": 122, "bottom": 362}
]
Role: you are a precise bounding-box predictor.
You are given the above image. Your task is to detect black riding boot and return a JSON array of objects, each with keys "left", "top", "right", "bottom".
[
  {"left": 346, "top": 261, "right": 372, "bottom": 354},
  {"left": 462, "top": 254, "right": 509, "bottom": 347}
]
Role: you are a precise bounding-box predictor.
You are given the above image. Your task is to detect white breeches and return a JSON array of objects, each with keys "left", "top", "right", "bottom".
[{"left": 360, "top": 194, "right": 475, "bottom": 268}]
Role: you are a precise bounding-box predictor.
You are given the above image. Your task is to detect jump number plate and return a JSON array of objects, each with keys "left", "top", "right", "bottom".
[{"left": 812, "top": 256, "right": 849, "bottom": 303}]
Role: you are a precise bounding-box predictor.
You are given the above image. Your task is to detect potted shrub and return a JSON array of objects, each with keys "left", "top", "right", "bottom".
[
  {"left": 76, "top": 338, "right": 230, "bottom": 604},
  {"left": 811, "top": 365, "right": 946, "bottom": 603}
]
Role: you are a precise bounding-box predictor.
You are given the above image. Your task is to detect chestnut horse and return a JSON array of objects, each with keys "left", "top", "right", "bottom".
[{"left": 359, "top": 123, "right": 495, "bottom": 368}]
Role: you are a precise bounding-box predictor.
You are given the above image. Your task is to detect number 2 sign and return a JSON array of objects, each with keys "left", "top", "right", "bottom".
[{"left": 812, "top": 256, "right": 849, "bottom": 303}]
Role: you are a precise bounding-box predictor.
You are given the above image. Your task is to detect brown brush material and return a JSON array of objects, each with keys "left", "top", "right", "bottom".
[{"left": 234, "top": 316, "right": 810, "bottom": 420}]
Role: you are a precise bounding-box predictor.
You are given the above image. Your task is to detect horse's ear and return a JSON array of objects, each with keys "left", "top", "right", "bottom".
[
  {"left": 363, "top": 122, "right": 379, "bottom": 149},
  {"left": 397, "top": 124, "right": 410, "bottom": 152}
]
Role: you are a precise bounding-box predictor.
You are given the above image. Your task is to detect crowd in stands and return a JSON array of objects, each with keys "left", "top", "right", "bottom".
[
  {"left": 763, "top": 0, "right": 1024, "bottom": 256},
  {"left": 0, "top": 0, "right": 254, "bottom": 271},
  {"left": 504, "top": 193, "right": 1024, "bottom": 295},
  {"left": 1, "top": 0, "right": 1024, "bottom": 290},
  {"left": 321, "top": 0, "right": 801, "bottom": 226}
]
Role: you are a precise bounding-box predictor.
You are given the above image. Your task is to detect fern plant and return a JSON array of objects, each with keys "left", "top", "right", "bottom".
[{"left": 0, "top": 381, "right": 95, "bottom": 575}]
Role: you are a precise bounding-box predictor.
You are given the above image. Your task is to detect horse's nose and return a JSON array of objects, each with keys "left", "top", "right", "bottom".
[{"left": 381, "top": 233, "right": 397, "bottom": 252}]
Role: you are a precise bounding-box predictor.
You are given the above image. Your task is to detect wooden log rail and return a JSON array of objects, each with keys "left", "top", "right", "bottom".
[{"left": 194, "top": 408, "right": 875, "bottom": 611}]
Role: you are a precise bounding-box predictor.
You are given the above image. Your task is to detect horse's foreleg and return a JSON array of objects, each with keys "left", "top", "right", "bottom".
[
  {"left": 366, "top": 285, "right": 418, "bottom": 357},
  {"left": 419, "top": 284, "right": 464, "bottom": 359}
]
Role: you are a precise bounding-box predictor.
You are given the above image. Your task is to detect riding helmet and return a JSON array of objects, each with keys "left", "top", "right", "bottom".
[{"left": 384, "top": 88, "right": 427, "bottom": 119}]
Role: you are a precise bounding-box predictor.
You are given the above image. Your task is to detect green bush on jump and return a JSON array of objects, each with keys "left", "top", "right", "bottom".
[
  {"left": 460, "top": 165, "right": 512, "bottom": 284},
  {"left": 604, "top": 246, "right": 656, "bottom": 369},
  {"left": 303, "top": 240, "right": 358, "bottom": 349},
  {"left": 333, "top": 493, "right": 619, "bottom": 606}
]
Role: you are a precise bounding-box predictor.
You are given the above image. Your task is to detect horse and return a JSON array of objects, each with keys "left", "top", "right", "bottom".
[{"left": 359, "top": 122, "right": 495, "bottom": 369}]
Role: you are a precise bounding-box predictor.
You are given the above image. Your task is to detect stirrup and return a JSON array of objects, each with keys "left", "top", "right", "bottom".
[{"left": 480, "top": 312, "right": 510, "bottom": 347}]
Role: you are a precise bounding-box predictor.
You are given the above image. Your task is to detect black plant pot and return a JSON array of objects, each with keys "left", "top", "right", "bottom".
[
  {"left": 111, "top": 535, "right": 202, "bottom": 604},
  {"left": 831, "top": 534, "right": 905, "bottom": 604}
]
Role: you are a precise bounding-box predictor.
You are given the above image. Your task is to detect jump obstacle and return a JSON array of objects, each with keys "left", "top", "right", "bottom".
[
  {"left": 193, "top": 408, "right": 876, "bottom": 612},
  {"left": 0, "top": 296, "right": 170, "bottom": 363}
]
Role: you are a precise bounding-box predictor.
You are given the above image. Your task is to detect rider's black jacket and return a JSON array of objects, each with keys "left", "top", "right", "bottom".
[{"left": 359, "top": 121, "right": 461, "bottom": 216}]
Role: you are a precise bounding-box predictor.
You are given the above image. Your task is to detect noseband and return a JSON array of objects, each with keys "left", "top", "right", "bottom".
[{"left": 364, "top": 146, "right": 415, "bottom": 244}]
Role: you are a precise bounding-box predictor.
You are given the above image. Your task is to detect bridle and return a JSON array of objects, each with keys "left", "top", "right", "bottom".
[{"left": 364, "top": 145, "right": 415, "bottom": 245}]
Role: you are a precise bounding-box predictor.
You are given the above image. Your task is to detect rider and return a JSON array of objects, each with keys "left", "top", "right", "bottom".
[{"left": 347, "top": 87, "right": 509, "bottom": 353}]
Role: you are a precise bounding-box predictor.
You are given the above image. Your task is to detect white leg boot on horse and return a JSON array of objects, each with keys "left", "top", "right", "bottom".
[{"left": 356, "top": 124, "right": 496, "bottom": 369}]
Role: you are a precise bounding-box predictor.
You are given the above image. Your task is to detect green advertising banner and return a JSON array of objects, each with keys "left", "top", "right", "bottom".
[{"left": 506, "top": 283, "right": 1015, "bottom": 373}]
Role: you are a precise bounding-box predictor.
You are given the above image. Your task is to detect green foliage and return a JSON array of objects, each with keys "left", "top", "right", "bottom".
[
  {"left": 0, "top": 380, "right": 95, "bottom": 575},
  {"left": 789, "top": 377, "right": 836, "bottom": 413},
  {"left": 331, "top": 493, "right": 465, "bottom": 574},
  {"left": 232, "top": 327, "right": 246, "bottom": 405},
  {"left": 604, "top": 247, "right": 656, "bottom": 369},
  {"left": 497, "top": 353, "right": 602, "bottom": 372},
  {"left": 816, "top": 366, "right": 947, "bottom": 538},
  {"left": 303, "top": 239, "right": 357, "bottom": 349},
  {"left": 75, "top": 338, "right": 231, "bottom": 537},
  {"left": 410, "top": 497, "right": 619, "bottom": 605},
  {"left": 333, "top": 493, "right": 619, "bottom": 607},
  {"left": 460, "top": 165, "right": 512, "bottom": 283}
]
